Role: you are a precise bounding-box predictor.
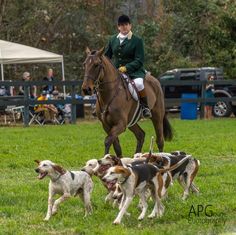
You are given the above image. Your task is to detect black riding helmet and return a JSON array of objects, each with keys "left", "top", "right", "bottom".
[{"left": 117, "top": 14, "right": 131, "bottom": 25}]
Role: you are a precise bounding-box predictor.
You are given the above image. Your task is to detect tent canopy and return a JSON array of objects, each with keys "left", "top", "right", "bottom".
[
  {"left": 0, "top": 40, "right": 63, "bottom": 64},
  {"left": 0, "top": 40, "right": 65, "bottom": 82}
]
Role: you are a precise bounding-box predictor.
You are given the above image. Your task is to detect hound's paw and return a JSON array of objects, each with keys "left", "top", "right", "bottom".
[
  {"left": 156, "top": 212, "right": 163, "bottom": 218},
  {"left": 148, "top": 213, "right": 156, "bottom": 219},
  {"left": 112, "top": 201, "right": 118, "bottom": 208},
  {"left": 193, "top": 190, "right": 200, "bottom": 195},
  {"left": 51, "top": 209, "right": 57, "bottom": 215},
  {"left": 105, "top": 195, "right": 112, "bottom": 203},
  {"left": 83, "top": 211, "right": 92, "bottom": 218},
  {"left": 113, "top": 219, "right": 121, "bottom": 225},
  {"left": 43, "top": 217, "right": 50, "bottom": 221},
  {"left": 138, "top": 215, "right": 144, "bottom": 220}
]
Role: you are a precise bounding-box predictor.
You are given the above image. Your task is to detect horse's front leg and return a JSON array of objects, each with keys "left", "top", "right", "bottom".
[
  {"left": 104, "top": 123, "right": 125, "bottom": 157},
  {"left": 113, "top": 137, "right": 122, "bottom": 157}
]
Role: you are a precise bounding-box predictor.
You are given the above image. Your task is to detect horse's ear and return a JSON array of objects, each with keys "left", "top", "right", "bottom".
[
  {"left": 85, "top": 47, "right": 91, "bottom": 55},
  {"left": 96, "top": 47, "right": 105, "bottom": 57}
]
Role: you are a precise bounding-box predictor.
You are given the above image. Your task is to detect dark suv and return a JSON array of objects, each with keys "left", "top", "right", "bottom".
[{"left": 159, "top": 67, "right": 236, "bottom": 117}]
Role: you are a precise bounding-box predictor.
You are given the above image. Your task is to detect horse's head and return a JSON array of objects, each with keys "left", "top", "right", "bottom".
[{"left": 82, "top": 47, "right": 105, "bottom": 95}]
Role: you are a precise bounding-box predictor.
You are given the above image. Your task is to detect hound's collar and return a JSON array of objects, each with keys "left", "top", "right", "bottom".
[
  {"left": 119, "top": 176, "right": 129, "bottom": 185},
  {"left": 52, "top": 171, "right": 67, "bottom": 182},
  {"left": 118, "top": 166, "right": 131, "bottom": 184},
  {"left": 52, "top": 174, "right": 63, "bottom": 182}
]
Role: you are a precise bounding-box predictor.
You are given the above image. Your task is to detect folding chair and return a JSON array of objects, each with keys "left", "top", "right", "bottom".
[
  {"left": 29, "top": 107, "right": 45, "bottom": 125},
  {"left": 5, "top": 105, "right": 24, "bottom": 123}
]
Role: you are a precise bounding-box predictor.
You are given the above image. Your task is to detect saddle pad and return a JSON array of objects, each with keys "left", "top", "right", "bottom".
[{"left": 122, "top": 74, "right": 139, "bottom": 101}]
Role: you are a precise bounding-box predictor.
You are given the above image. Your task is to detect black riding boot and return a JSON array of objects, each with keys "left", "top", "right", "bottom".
[{"left": 140, "top": 96, "right": 152, "bottom": 118}]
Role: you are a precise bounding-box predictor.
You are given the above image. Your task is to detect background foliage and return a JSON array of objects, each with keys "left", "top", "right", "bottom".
[{"left": 0, "top": 0, "right": 235, "bottom": 80}]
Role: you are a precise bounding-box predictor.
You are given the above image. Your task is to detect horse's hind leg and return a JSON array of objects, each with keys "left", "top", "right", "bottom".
[
  {"left": 128, "top": 123, "right": 145, "bottom": 153},
  {"left": 150, "top": 111, "right": 164, "bottom": 152}
]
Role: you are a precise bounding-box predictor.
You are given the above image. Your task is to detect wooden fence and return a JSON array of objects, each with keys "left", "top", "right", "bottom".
[{"left": 0, "top": 79, "right": 235, "bottom": 126}]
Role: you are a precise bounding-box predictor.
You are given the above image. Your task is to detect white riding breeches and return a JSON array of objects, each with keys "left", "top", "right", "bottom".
[{"left": 133, "top": 78, "right": 144, "bottom": 91}]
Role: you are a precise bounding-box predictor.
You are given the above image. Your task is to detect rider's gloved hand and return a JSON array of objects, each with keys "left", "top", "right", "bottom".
[{"left": 118, "top": 66, "right": 127, "bottom": 73}]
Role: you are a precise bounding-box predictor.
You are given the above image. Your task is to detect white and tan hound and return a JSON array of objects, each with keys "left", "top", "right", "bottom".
[
  {"left": 35, "top": 160, "right": 93, "bottom": 221},
  {"left": 103, "top": 156, "right": 190, "bottom": 224}
]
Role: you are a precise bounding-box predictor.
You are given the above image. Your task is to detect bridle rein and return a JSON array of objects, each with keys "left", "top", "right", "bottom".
[{"left": 84, "top": 54, "right": 123, "bottom": 115}]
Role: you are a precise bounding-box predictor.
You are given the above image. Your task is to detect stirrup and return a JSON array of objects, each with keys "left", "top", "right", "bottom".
[{"left": 142, "top": 107, "right": 152, "bottom": 118}]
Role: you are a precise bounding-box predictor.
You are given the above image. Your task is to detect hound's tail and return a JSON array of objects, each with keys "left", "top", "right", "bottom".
[
  {"left": 160, "top": 155, "right": 191, "bottom": 173},
  {"left": 149, "top": 136, "right": 154, "bottom": 158}
]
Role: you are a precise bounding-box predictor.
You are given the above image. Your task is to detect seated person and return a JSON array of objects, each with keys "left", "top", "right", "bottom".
[
  {"left": 52, "top": 90, "right": 64, "bottom": 110},
  {"left": 51, "top": 90, "right": 71, "bottom": 123},
  {"left": 34, "top": 91, "right": 58, "bottom": 123},
  {"left": 19, "top": 72, "right": 37, "bottom": 98}
]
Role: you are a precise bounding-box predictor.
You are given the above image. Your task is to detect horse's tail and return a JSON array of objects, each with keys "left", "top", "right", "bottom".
[{"left": 163, "top": 113, "right": 173, "bottom": 141}]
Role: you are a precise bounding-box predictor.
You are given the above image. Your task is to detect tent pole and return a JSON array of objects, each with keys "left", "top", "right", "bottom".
[
  {"left": 1, "top": 63, "right": 4, "bottom": 81},
  {"left": 61, "top": 59, "right": 66, "bottom": 98}
]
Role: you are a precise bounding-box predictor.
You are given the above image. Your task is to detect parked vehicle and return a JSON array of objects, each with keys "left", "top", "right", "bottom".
[{"left": 159, "top": 67, "right": 236, "bottom": 117}]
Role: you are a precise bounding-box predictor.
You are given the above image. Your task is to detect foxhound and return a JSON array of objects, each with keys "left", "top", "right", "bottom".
[
  {"left": 35, "top": 160, "right": 93, "bottom": 221},
  {"left": 103, "top": 156, "right": 190, "bottom": 224},
  {"left": 146, "top": 151, "right": 200, "bottom": 200}
]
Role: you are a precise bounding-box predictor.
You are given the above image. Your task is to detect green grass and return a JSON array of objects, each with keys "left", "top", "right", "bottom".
[{"left": 0, "top": 118, "right": 236, "bottom": 235}]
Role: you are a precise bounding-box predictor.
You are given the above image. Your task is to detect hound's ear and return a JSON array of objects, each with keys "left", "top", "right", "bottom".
[
  {"left": 85, "top": 47, "right": 91, "bottom": 55},
  {"left": 115, "top": 166, "right": 131, "bottom": 176},
  {"left": 52, "top": 165, "right": 66, "bottom": 175},
  {"left": 146, "top": 155, "right": 156, "bottom": 163},
  {"left": 34, "top": 160, "right": 40, "bottom": 165},
  {"left": 96, "top": 47, "right": 105, "bottom": 57}
]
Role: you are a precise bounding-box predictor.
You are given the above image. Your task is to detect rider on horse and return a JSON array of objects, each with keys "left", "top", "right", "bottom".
[{"left": 104, "top": 14, "right": 152, "bottom": 118}]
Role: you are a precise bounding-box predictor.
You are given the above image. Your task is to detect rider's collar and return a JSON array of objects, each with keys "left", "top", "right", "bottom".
[{"left": 117, "top": 31, "right": 133, "bottom": 40}]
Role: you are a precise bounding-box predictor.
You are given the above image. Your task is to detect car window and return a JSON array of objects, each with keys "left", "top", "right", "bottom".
[
  {"left": 180, "top": 71, "right": 200, "bottom": 80},
  {"left": 160, "top": 74, "right": 175, "bottom": 80}
]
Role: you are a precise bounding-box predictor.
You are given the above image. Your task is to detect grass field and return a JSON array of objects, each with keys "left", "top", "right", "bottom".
[{"left": 0, "top": 118, "right": 236, "bottom": 235}]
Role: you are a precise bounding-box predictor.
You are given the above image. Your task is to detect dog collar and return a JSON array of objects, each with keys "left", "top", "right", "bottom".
[
  {"left": 52, "top": 174, "right": 62, "bottom": 182},
  {"left": 119, "top": 176, "right": 129, "bottom": 185},
  {"left": 52, "top": 172, "right": 66, "bottom": 182}
]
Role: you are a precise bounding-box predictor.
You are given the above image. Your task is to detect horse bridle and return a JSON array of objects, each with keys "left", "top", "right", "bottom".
[
  {"left": 84, "top": 54, "right": 127, "bottom": 115},
  {"left": 84, "top": 58, "right": 104, "bottom": 85},
  {"left": 84, "top": 55, "right": 121, "bottom": 90}
]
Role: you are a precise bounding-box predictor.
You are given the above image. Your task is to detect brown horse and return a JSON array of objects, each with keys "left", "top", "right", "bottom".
[{"left": 82, "top": 48, "right": 173, "bottom": 157}]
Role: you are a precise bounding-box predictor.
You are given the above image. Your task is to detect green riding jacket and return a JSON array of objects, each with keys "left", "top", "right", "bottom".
[{"left": 104, "top": 32, "right": 146, "bottom": 79}]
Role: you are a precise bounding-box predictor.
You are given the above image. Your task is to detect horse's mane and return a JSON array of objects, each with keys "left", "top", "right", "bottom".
[{"left": 101, "top": 54, "right": 117, "bottom": 72}]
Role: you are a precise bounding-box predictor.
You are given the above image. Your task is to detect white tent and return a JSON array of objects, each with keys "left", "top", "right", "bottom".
[{"left": 0, "top": 39, "right": 65, "bottom": 81}]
